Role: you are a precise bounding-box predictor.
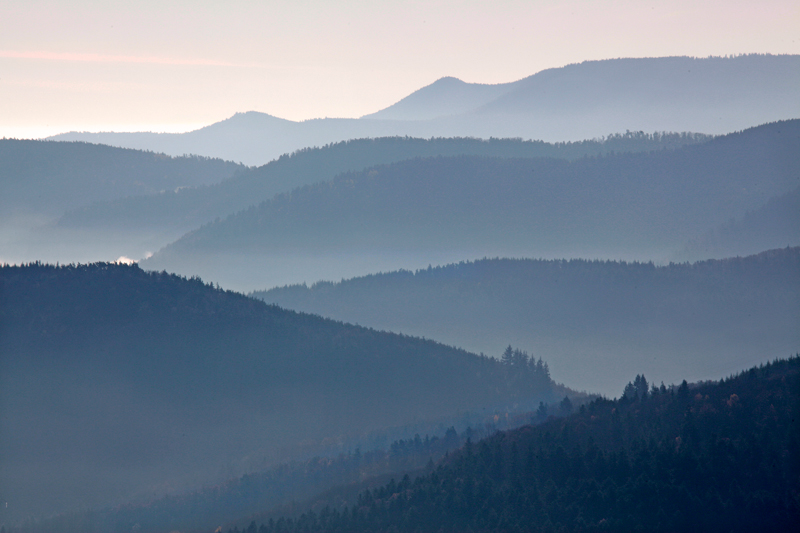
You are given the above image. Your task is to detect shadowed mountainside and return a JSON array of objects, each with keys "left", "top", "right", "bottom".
[
  {"left": 0, "top": 139, "right": 246, "bottom": 266},
  {"left": 142, "top": 120, "right": 800, "bottom": 292},
  {"left": 57, "top": 132, "right": 711, "bottom": 237},
  {"left": 253, "top": 247, "right": 800, "bottom": 395},
  {"left": 0, "top": 263, "right": 562, "bottom": 525},
  {"left": 680, "top": 186, "right": 800, "bottom": 259},
  {"left": 242, "top": 357, "right": 800, "bottom": 533},
  {"left": 0, "top": 139, "right": 245, "bottom": 218},
  {"left": 18, "top": 421, "right": 556, "bottom": 533}
]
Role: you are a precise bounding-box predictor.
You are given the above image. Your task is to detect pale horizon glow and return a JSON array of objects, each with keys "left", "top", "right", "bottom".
[
  {"left": 3, "top": 123, "right": 210, "bottom": 140},
  {"left": 1, "top": 0, "right": 798, "bottom": 138},
  {"left": 0, "top": 49, "right": 267, "bottom": 68}
]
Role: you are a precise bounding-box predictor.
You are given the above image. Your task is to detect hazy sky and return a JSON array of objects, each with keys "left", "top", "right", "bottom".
[{"left": 1, "top": 0, "right": 797, "bottom": 138}]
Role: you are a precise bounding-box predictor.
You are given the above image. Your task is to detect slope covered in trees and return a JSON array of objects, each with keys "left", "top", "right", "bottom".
[
  {"left": 57, "top": 132, "right": 710, "bottom": 236},
  {"left": 681, "top": 186, "right": 800, "bottom": 259},
  {"left": 0, "top": 139, "right": 244, "bottom": 218},
  {"left": 143, "top": 120, "right": 800, "bottom": 291},
  {"left": 16, "top": 425, "right": 510, "bottom": 533},
  {"left": 231, "top": 356, "right": 800, "bottom": 533},
  {"left": 254, "top": 247, "right": 800, "bottom": 395},
  {"left": 0, "top": 140, "right": 246, "bottom": 266},
  {"left": 49, "top": 56, "right": 800, "bottom": 165},
  {"left": 0, "top": 263, "right": 562, "bottom": 525}
]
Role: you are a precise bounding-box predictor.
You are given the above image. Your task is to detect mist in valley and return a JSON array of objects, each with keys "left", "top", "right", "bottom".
[{"left": 1, "top": 6, "right": 799, "bottom": 530}]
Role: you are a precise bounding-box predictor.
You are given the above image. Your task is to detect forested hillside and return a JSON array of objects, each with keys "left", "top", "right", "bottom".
[
  {"left": 17, "top": 425, "right": 527, "bottom": 533},
  {"left": 143, "top": 120, "right": 800, "bottom": 291},
  {"left": 254, "top": 247, "right": 800, "bottom": 395},
  {"left": 682, "top": 186, "right": 800, "bottom": 259},
  {"left": 229, "top": 356, "right": 800, "bottom": 533},
  {"left": 0, "top": 139, "right": 244, "bottom": 217},
  {"left": 58, "top": 132, "right": 710, "bottom": 235},
  {"left": 0, "top": 263, "right": 563, "bottom": 525}
]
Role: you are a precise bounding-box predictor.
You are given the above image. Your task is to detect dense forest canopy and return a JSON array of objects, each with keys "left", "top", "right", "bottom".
[
  {"left": 253, "top": 247, "right": 800, "bottom": 394},
  {"left": 682, "top": 185, "right": 800, "bottom": 259},
  {"left": 142, "top": 120, "right": 800, "bottom": 291},
  {"left": 219, "top": 356, "right": 800, "bottom": 533},
  {"left": 57, "top": 131, "right": 711, "bottom": 234},
  {"left": 0, "top": 262, "right": 567, "bottom": 525},
  {"left": 0, "top": 139, "right": 244, "bottom": 217},
  {"left": 14, "top": 424, "right": 525, "bottom": 533}
]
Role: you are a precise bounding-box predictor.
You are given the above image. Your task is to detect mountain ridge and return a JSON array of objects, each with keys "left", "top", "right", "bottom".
[
  {"left": 361, "top": 76, "right": 513, "bottom": 121},
  {"left": 55, "top": 132, "right": 711, "bottom": 250},
  {"left": 47, "top": 55, "right": 800, "bottom": 166},
  {"left": 0, "top": 139, "right": 245, "bottom": 218},
  {"left": 141, "top": 120, "right": 800, "bottom": 291},
  {"left": 0, "top": 262, "right": 563, "bottom": 524},
  {"left": 252, "top": 247, "right": 800, "bottom": 395},
  {"left": 239, "top": 356, "right": 800, "bottom": 533}
]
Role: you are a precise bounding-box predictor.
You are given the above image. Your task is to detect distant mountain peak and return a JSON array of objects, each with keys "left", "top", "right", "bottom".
[
  {"left": 217, "top": 110, "right": 295, "bottom": 125},
  {"left": 361, "top": 75, "right": 515, "bottom": 121},
  {"left": 430, "top": 75, "right": 467, "bottom": 85},
  {"left": 45, "top": 55, "right": 800, "bottom": 165}
]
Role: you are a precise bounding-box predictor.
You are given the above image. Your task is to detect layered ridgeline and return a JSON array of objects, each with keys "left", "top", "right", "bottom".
[
  {"left": 238, "top": 357, "right": 800, "bottom": 533},
  {"left": 57, "top": 132, "right": 710, "bottom": 238},
  {"left": 682, "top": 185, "right": 800, "bottom": 259},
  {"left": 18, "top": 424, "right": 537, "bottom": 533},
  {"left": 254, "top": 247, "right": 800, "bottom": 395},
  {"left": 0, "top": 140, "right": 244, "bottom": 266},
  {"left": 0, "top": 139, "right": 244, "bottom": 218},
  {"left": 143, "top": 120, "right": 800, "bottom": 291},
  {"left": 49, "top": 55, "right": 800, "bottom": 166},
  {"left": 0, "top": 263, "right": 565, "bottom": 526}
]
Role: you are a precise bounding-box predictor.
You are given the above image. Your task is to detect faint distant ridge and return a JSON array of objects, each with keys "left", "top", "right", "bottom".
[
  {"left": 364, "top": 55, "right": 800, "bottom": 122},
  {"left": 361, "top": 76, "right": 513, "bottom": 121},
  {"left": 681, "top": 185, "right": 800, "bottom": 259},
  {"left": 0, "top": 139, "right": 244, "bottom": 217},
  {"left": 47, "top": 55, "right": 800, "bottom": 165},
  {"left": 473, "top": 54, "right": 800, "bottom": 115}
]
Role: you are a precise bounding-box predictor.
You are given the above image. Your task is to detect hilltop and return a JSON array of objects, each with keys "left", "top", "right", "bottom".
[
  {"left": 0, "top": 262, "right": 563, "bottom": 524},
  {"left": 143, "top": 120, "right": 800, "bottom": 291},
  {"left": 246, "top": 356, "right": 800, "bottom": 532},
  {"left": 254, "top": 247, "right": 800, "bottom": 395}
]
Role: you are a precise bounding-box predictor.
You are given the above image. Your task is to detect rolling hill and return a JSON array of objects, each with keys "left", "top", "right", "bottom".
[
  {"left": 142, "top": 120, "right": 800, "bottom": 291},
  {"left": 0, "top": 262, "right": 562, "bottom": 525},
  {"left": 681, "top": 185, "right": 800, "bottom": 259},
  {"left": 0, "top": 140, "right": 245, "bottom": 266},
  {"left": 253, "top": 247, "right": 800, "bottom": 395},
  {"left": 0, "top": 139, "right": 244, "bottom": 218},
  {"left": 243, "top": 357, "right": 800, "bottom": 533},
  {"left": 56, "top": 132, "right": 711, "bottom": 240}
]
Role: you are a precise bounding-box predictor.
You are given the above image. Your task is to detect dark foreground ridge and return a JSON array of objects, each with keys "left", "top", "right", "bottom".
[
  {"left": 0, "top": 262, "right": 563, "bottom": 525},
  {"left": 234, "top": 357, "right": 800, "bottom": 533}
]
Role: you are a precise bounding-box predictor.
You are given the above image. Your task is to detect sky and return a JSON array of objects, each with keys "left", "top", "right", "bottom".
[{"left": 1, "top": 0, "right": 798, "bottom": 138}]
